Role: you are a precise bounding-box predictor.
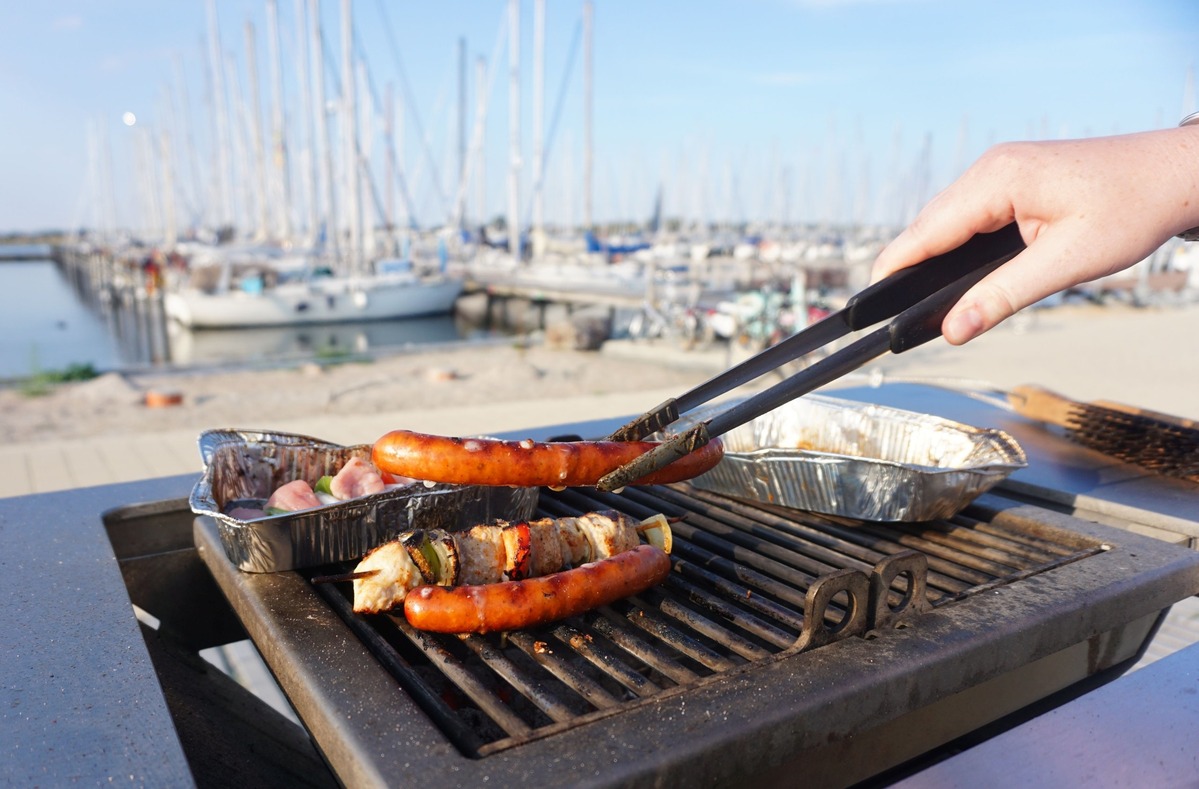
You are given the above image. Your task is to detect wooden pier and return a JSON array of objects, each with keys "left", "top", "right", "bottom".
[
  {"left": 51, "top": 244, "right": 173, "bottom": 367},
  {"left": 0, "top": 247, "right": 54, "bottom": 261}
]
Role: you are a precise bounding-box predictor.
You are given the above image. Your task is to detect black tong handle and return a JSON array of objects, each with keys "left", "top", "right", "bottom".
[
  {"left": 605, "top": 224, "right": 1024, "bottom": 442},
  {"left": 842, "top": 222, "right": 1024, "bottom": 330},
  {"left": 596, "top": 224, "right": 1026, "bottom": 491}
]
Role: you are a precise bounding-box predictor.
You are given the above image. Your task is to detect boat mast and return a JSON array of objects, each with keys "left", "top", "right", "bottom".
[
  {"left": 384, "top": 82, "right": 396, "bottom": 240},
  {"left": 244, "top": 20, "right": 270, "bottom": 241},
  {"left": 475, "top": 55, "right": 487, "bottom": 229},
  {"left": 309, "top": 0, "right": 339, "bottom": 258},
  {"left": 458, "top": 36, "right": 467, "bottom": 231},
  {"left": 223, "top": 50, "right": 255, "bottom": 233},
  {"left": 531, "top": 0, "right": 545, "bottom": 256},
  {"left": 172, "top": 53, "right": 205, "bottom": 229},
  {"left": 294, "top": 0, "right": 318, "bottom": 245},
  {"left": 507, "top": 0, "right": 520, "bottom": 263},
  {"left": 341, "top": 0, "right": 363, "bottom": 274},
  {"left": 583, "top": 0, "right": 593, "bottom": 232},
  {"left": 266, "top": 0, "right": 293, "bottom": 243},
  {"left": 358, "top": 56, "right": 373, "bottom": 260},
  {"left": 395, "top": 83, "right": 407, "bottom": 232},
  {"left": 205, "top": 0, "right": 234, "bottom": 232},
  {"left": 160, "top": 130, "right": 178, "bottom": 248}
]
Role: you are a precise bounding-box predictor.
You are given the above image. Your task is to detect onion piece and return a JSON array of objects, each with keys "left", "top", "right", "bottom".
[{"left": 639, "top": 514, "right": 673, "bottom": 554}]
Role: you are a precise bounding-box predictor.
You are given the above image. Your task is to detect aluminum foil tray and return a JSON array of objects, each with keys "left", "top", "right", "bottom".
[
  {"left": 190, "top": 428, "right": 539, "bottom": 572},
  {"left": 686, "top": 394, "right": 1026, "bottom": 521}
]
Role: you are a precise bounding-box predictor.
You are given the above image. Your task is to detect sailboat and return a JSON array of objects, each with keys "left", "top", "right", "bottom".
[
  {"left": 165, "top": 0, "right": 463, "bottom": 330},
  {"left": 162, "top": 252, "right": 463, "bottom": 329}
]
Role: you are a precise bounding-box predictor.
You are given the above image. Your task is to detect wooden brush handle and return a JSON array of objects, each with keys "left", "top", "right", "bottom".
[
  {"left": 1093, "top": 400, "right": 1198, "bottom": 430},
  {"left": 1007, "top": 385, "right": 1079, "bottom": 428}
]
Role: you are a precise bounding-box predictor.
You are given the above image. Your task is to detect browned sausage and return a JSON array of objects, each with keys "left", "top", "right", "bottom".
[
  {"left": 372, "top": 431, "right": 724, "bottom": 488},
  {"left": 403, "top": 544, "right": 671, "bottom": 633}
]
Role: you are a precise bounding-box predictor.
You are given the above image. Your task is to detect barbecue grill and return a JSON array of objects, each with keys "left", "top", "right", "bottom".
[{"left": 191, "top": 474, "right": 1199, "bottom": 788}]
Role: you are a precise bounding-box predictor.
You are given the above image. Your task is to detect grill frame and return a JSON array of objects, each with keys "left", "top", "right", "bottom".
[{"left": 194, "top": 486, "right": 1199, "bottom": 788}]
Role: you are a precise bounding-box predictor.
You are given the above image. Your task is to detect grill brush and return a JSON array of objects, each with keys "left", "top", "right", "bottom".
[{"left": 1008, "top": 385, "right": 1199, "bottom": 481}]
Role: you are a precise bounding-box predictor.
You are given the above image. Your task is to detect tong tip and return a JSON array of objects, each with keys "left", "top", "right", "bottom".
[{"left": 597, "top": 423, "right": 711, "bottom": 491}]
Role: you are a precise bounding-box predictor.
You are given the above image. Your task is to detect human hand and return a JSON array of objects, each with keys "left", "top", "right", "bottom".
[{"left": 870, "top": 126, "right": 1199, "bottom": 344}]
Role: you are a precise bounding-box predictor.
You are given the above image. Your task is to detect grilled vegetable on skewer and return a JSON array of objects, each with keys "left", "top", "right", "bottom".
[
  {"left": 348, "top": 511, "right": 673, "bottom": 615},
  {"left": 404, "top": 545, "right": 672, "bottom": 634}
]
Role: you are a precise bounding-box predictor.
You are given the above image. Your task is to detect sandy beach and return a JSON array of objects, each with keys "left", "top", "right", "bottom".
[
  {"left": 2, "top": 300, "right": 1198, "bottom": 496},
  {"left": 6, "top": 300, "right": 1199, "bottom": 440}
]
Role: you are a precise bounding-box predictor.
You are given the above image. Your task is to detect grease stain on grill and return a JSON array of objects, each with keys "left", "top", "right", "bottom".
[{"left": 308, "top": 482, "right": 1104, "bottom": 759}]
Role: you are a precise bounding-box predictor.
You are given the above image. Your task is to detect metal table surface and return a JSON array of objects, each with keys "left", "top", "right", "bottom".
[
  {"left": 896, "top": 637, "right": 1199, "bottom": 787},
  {"left": 0, "top": 412, "right": 632, "bottom": 786},
  {"left": 4, "top": 382, "right": 1199, "bottom": 786},
  {"left": 0, "top": 473, "right": 198, "bottom": 787}
]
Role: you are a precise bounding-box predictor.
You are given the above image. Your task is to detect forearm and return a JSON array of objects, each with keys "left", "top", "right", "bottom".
[{"left": 870, "top": 122, "right": 1199, "bottom": 344}]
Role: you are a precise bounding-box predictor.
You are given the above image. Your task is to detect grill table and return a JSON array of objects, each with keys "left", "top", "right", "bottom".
[
  {"left": 7, "top": 381, "right": 1199, "bottom": 787},
  {"left": 192, "top": 461, "right": 1199, "bottom": 786}
]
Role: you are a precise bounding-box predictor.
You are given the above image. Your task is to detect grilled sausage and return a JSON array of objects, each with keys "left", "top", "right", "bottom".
[
  {"left": 403, "top": 544, "right": 671, "bottom": 633},
  {"left": 372, "top": 431, "right": 724, "bottom": 488}
]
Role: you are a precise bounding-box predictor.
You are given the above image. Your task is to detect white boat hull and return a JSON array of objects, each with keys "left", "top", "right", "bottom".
[{"left": 165, "top": 275, "right": 464, "bottom": 329}]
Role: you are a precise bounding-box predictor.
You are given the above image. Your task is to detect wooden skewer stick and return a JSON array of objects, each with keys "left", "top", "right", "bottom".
[
  {"left": 311, "top": 569, "right": 380, "bottom": 584},
  {"left": 316, "top": 514, "right": 679, "bottom": 582},
  {"left": 635, "top": 515, "right": 684, "bottom": 533}
]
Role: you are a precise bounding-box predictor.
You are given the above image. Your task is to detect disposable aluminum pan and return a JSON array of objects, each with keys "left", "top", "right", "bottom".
[
  {"left": 685, "top": 395, "right": 1026, "bottom": 521},
  {"left": 190, "top": 429, "right": 539, "bottom": 572}
]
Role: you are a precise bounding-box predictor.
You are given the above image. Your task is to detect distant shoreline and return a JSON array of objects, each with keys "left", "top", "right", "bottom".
[{"left": 0, "top": 244, "right": 52, "bottom": 261}]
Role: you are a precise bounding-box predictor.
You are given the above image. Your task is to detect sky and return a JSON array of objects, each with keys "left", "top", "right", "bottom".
[{"left": 0, "top": 0, "right": 1196, "bottom": 235}]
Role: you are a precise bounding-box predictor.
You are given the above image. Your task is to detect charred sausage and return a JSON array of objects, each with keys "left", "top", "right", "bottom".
[
  {"left": 372, "top": 431, "right": 724, "bottom": 488},
  {"left": 403, "top": 544, "right": 671, "bottom": 633}
]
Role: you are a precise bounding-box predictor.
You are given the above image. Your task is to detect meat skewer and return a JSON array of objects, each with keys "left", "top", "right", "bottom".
[
  {"left": 404, "top": 545, "right": 672, "bottom": 634},
  {"left": 345, "top": 510, "right": 673, "bottom": 615}
]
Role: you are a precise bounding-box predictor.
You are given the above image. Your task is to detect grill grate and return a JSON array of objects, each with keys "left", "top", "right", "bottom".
[{"left": 308, "top": 483, "right": 1104, "bottom": 758}]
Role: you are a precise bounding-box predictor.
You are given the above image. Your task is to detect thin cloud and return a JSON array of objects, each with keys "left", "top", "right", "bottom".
[
  {"left": 753, "top": 71, "right": 819, "bottom": 86},
  {"left": 785, "top": 0, "right": 919, "bottom": 7},
  {"left": 52, "top": 15, "right": 84, "bottom": 31}
]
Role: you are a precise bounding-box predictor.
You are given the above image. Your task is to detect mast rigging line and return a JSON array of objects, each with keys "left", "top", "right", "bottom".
[
  {"left": 372, "top": 0, "right": 449, "bottom": 218},
  {"left": 342, "top": 23, "right": 449, "bottom": 224},
  {"left": 316, "top": 20, "right": 422, "bottom": 230},
  {"left": 350, "top": 30, "right": 422, "bottom": 229},
  {"left": 450, "top": 5, "right": 509, "bottom": 230},
  {"left": 524, "top": 14, "right": 582, "bottom": 223}
]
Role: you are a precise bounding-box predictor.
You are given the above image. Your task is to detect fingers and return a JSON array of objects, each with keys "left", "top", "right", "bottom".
[
  {"left": 939, "top": 225, "right": 1094, "bottom": 344},
  {"left": 871, "top": 147, "right": 1023, "bottom": 284},
  {"left": 872, "top": 196, "right": 1014, "bottom": 286}
]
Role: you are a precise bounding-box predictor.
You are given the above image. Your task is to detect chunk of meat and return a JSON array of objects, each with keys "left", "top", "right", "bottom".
[
  {"left": 265, "top": 479, "right": 322, "bottom": 512},
  {"left": 456, "top": 523, "right": 506, "bottom": 585},
  {"left": 331, "top": 457, "right": 387, "bottom": 500},
  {"left": 353, "top": 541, "right": 423, "bottom": 614}
]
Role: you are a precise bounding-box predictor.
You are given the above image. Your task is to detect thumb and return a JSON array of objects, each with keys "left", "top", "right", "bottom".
[
  {"left": 940, "top": 230, "right": 1082, "bottom": 344},
  {"left": 941, "top": 280, "right": 1019, "bottom": 345}
]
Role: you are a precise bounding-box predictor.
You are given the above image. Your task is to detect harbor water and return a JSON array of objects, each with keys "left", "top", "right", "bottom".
[{"left": 0, "top": 247, "right": 481, "bottom": 380}]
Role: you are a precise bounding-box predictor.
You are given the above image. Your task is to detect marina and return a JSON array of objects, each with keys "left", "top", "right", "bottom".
[
  {"left": 4, "top": 2, "right": 1199, "bottom": 784},
  {"left": 4, "top": 224, "right": 1197, "bottom": 382}
]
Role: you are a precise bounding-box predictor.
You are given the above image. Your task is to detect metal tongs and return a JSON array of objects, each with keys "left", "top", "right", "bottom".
[{"left": 596, "top": 223, "right": 1025, "bottom": 491}]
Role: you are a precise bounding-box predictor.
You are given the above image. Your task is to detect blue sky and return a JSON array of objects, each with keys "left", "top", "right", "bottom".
[{"left": 1, "top": 0, "right": 1195, "bottom": 234}]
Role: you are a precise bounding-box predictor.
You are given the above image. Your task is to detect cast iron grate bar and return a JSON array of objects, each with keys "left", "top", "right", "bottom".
[
  {"left": 636, "top": 587, "right": 776, "bottom": 661},
  {"left": 504, "top": 631, "right": 621, "bottom": 710},
  {"left": 311, "top": 483, "right": 1105, "bottom": 758},
  {"left": 588, "top": 612, "right": 704, "bottom": 683},
  {"left": 661, "top": 573, "right": 799, "bottom": 649},
  {"left": 666, "top": 558, "right": 806, "bottom": 634}
]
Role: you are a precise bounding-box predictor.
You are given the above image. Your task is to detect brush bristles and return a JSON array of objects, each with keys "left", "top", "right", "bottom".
[{"left": 1065, "top": 404, "right": 1199, "bottom": 480}]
